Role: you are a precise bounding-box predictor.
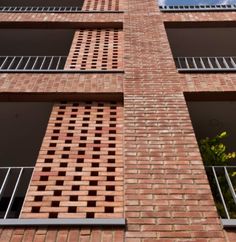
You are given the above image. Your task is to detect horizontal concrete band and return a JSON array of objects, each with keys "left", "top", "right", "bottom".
[
  {"left": 221, "top": 219, "right": 236, "bottom": 228},
  {"left": 0, "top": 218, "right": 126, "bottom": 226}
]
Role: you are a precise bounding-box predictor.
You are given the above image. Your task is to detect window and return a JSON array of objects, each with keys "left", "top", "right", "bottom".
[
  {"left": 166, "top": 25, "right": 236, "bottom": 72},
  {"left": 0, "top": 0, "right": 84, "bottom": 13},
  {"left": 159, "top": 0, "right": 236, "bottom": 12},
  {"left": 185, "top": 94, "right": 236, "bottom": 227},
  {"left": 0, "top": 102, "right": 52, "bottom": 219},
  {"left": 0, "top": 28, "right": 74, "bottom": 72}
]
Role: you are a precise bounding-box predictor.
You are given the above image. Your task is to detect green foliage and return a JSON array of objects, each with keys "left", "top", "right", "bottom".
[
  {"left": 199, "top": 131, "right": 236, "bottom": 166},
  {"left": 199, "top": 131, "right": 236, "bottom": 218}
]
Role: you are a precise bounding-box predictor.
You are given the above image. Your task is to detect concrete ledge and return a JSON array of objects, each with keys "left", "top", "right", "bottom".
[
  {"left": 0, "top": 218, "right": 126, "bottom": 226},
  {"left": 221, "top": 219, "right": 236, "bottom": 228}
]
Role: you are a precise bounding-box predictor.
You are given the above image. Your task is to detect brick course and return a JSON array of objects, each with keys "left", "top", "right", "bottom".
[{"left": 0, "top": 227, "right": 124, "bottom": 242}]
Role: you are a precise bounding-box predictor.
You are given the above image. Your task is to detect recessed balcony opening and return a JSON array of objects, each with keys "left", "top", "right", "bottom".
[
  {"left": 0, "top": 29, "right": 74, "bottom": 72},
  {"left": 0, "top": 0, "right": 84, "bottom": 12},
  {"left": 186, "top": 97, "right": 236, "bottom": 226},
  {"left": 159, "top": 0, "right": 236, "bottom": 12},
  {"left": 0, "top": 102, "right": 52, "bottom": 219},
  {"left": 166, "top": 26, "right": 236, "bottom": 71}
]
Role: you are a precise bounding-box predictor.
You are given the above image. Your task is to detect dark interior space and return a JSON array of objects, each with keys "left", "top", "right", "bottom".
[
  {"left": 186, "top": 101, "right": 236, "bottom": 153},
  {"left": 0, "top": 0, "right": 84, "bottom": 7},
  {"left": 0, "top": 102, "right": 53, "bottom": 167},
  {"left": 0, "top": 29, "right": 74, "bottom": 56},
  {"left": 166, "top": 27, "right": 236, "bottom": 57}
]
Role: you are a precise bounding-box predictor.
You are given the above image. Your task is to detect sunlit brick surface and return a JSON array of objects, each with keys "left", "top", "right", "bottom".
[
  {"left": 0, "top": 227, "right": 124, "bottom": 242},
  {"left": 21, "top": 101, "right": 124, "bottom": 219},
  {"left": 65, "top": 29, "right": 123, "bottom": 71},
  {"left": 82, "top": 0, "right": 120, "bottom": 11}
]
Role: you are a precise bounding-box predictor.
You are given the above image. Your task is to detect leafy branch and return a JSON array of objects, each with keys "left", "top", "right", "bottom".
[{"left": 199, "top": 131, "right": 236, "bottom": 166}]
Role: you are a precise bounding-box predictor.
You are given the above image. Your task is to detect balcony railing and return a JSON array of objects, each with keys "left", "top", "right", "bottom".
[
  {"left": 174, "top": 56, "right": 236, "bottom": 72},
  {"left": 0, "top": 6, "right": 83, "bottom": 13},
  {"left": 0, "top": 56, "right": 67, "bottom": 72},
  {"left": 0, "top": 167, "right": 34, "bottom": 219},
  {"left": 205, "top": 166, "right": 236, "bottom": 227},
  {"left": 160, "top": 5, "right": 236, "bottom": 12}
]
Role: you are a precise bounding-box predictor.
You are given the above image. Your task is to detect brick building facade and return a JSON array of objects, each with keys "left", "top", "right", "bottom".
[{"left": 0, "top": 0, "right": 236, "bottom": 241}]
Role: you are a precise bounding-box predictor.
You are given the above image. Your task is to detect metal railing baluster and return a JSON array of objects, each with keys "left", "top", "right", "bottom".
[
  {"left": 4, "top": 168, "right": 23, "bottom": 219},
  {"left": 0, "top": 168, "right": 10, "bottom": 196},
  {"left": 192, "top": 57, "right": 198, "bottom": 69},
  {"left": 32, "top": 57, "right": 39, "bottom": 70},
  {"left": 40, "top": 56, "right": 47, "bottom": 70},
  {"left": 15, "top": 57, "right": 24, "bottom": 69},
  {"left": 215, "top": 57, "right": 221, "bottom": 69},
  {"left": 0, "top": 57, "right": 8, "bottom": 69},
  {"left": 212, "top": 166, "right": 230, "bottom": 219},
  {"left": 23, "top": 57, "right": 32, "bottom": 70},
  {"left": 199, "top": 57, "right": 205, "bottom": 69},
  {"left": 223, "top": 57, "right": 230, "bottom": 69},
  {"left": 48, "top": 56, "right": 54, "bottom": 70},
  {"left": 224, "top": 167, "right": 236, "bottom": 205},
  {"left": 56, "top": 57, "right": 62, "bottom": 70},
  {"left": 230, "top": 57, "right": 236, "bottom": 68},
  {"left": 7, "top": 57, "right": 16, "bottom": 70}
]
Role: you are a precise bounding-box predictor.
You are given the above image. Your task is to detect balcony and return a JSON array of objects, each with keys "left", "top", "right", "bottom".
[
  {"left": 166, "top": 26, "right": 236, "bottom": 72},
  {"left": 159, "top": 0, "right": 236, "bottom": 12},
  {"left": 186, "top": 99, "right": 236, "bottom": 227},
  {"left": 0, "top": 0, "right": 122, "bottom": 13},
  {"left": 0, "top": 28, "right": 74, "bottom": 72},
  {"left": 0, "top": 0, "right": 84, "bottom": 13}
]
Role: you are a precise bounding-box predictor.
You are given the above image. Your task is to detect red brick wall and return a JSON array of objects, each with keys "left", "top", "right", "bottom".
[
  {"left": 123, "top": 0, "right": 236, "bottom": 241},
  {"left": 0, "top": 0, "right": 236, "bottom": 241},
  {"left": 0, "top": 227, "right": 124, "bottom": 242},
  {"left": 65, "top": 29, "right": 123, "bottom": 71},
  {"left": 21, "top": 101, "right": 124, "bottom": 219}
]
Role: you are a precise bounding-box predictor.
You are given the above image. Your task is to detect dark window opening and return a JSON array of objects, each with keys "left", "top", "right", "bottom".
[
  {"left": 166, "top": 26, "right": 236, "bottom": 71},
  {"left": 0, "top": 29, "right": 74, "bottom": 71},
  {"left": 186, "top": 98, "right": 236, "bottom": 223},
  {"left": 0, "top": 102, "right": 52, "bottom": 218}
]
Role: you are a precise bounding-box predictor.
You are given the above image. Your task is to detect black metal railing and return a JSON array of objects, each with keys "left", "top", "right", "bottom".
[
  {"left": 0, "top": 167, "right": 34, "bottom": 219},
  {"left": 0, "top": 56, "right": 67, "bottom": 72},
  {"left": 160, "top": 4, "right": 236, "bottom": 12},
  {"left": 174, "top": 56, "right": 236, "bottom": 72},
  {"left": 206, "top": 166, "right": 236, "bottom": 227}
]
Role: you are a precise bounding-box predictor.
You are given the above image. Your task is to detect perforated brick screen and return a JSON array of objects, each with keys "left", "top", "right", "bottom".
[
  {"left": 65, "top": 29, "right": 123, "bottom": 71},
  {"left": 21, "top": 101, "right": 124, "bottom": 219},
  {"left": 82, "top": 0, "right": 120, "bottom": 11}
]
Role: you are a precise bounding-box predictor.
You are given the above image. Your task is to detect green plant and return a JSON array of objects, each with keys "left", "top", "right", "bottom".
[
  {"left": 199, "top": 131, "right": 236, "bottom": 166},
  {"left": 199, "top": 131, "right": 236, "bottom": 218}
]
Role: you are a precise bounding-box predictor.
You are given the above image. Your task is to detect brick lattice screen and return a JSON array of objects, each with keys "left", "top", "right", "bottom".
[
  {"left": 82, "top": 0, "right": 120, "bottom": 11},
  {"left": 21, "top": 101, "right": 124, "bottom": 219},
  {"left": 65, "top": 29, "right": 123, "bottom": 71}
]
